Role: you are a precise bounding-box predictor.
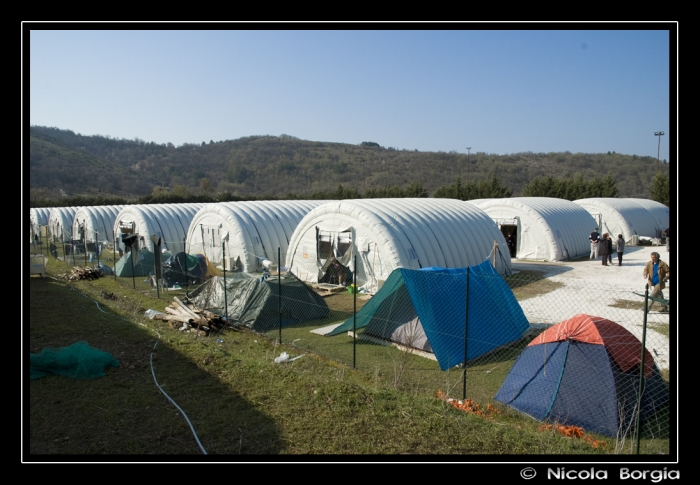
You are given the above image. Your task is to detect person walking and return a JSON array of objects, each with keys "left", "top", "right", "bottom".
[
  {"left": 643, "top": 251, "right": 669, "bottom": 312},
  {"left": 615, "top": 234, "right": 625, "bottom": 266},
  {"left": 589, "top": 228, "right": 600, "bottom": 260},
  {"left": 599, "top": 233, "right": 611, "bottom": 266},
  {"left": 664, "top": 227, "right": 670, "bottom": 253}
]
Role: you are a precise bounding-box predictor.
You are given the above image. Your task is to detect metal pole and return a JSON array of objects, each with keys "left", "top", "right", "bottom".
[
  {"left": 462, "top": 267, "right": 470, "bottom": 401},
  {"left": 96, "top": 230, "right": 100, "bottom": 268},
  {"left": 278, "top": 247, "right": 282, "bottom": 344},
  {"left": 635, "top": 284, "right": 651, "bottom": 454},
  {"left": 654, "top": 131, "right": 664, "bottom": 173},
  {"left": 114, "top": 230, "right": 117, "bottom": 282},
  {"left": 183, "top": 238, "right": 188, "bottom": 291},
  {"left": 222, "top": 239, "right": 228, "bottom": 321},
  {"left": 466, "top": 147, "right": 471, "bottom": 186},
  {"left": 353, "top": 257, "right": 357, "bottom": 369},
  {"left": 130, "top": 249, "right": 136, "bottom": 289},
  {"left": 154, "top": 237, "right": 161, "bottom": 300}
]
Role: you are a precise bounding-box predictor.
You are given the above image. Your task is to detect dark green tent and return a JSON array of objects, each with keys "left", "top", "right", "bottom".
[
  {"left": 190, "top": 272, "right": 330, "bottom": 333},
  {"left": 114, "top": 249, "right": 172, "bottom": 277}
]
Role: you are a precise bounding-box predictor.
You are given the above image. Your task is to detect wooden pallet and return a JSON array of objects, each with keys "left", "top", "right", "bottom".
[{"left": 313, "top": 283, "right": 346, "bottom": 296}]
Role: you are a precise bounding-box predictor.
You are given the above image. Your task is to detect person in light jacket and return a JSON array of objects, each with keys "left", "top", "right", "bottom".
[
  {"left": 615, "top": 234, "right": 625, "bottom": 266},
  {"left": 643, "top": 252, "right": 669, "bottom": 312}
]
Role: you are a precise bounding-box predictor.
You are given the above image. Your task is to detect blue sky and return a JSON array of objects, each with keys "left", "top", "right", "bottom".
[{"left": 27, "top": 27, "right": 673, "bottom": 162}]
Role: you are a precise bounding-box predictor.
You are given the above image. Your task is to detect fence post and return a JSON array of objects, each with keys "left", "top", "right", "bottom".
[
  {"left": 353, "top": 256, "right": 357, "bottom": 369},
  {"left": 278, "top": 247, "right": 282, "bottom": 344},
  {"left": 130, "top": 249, "right": 136, "bottom": 289},
  {"left": 152, "top": 236, "right": 161, "bottom": 299},
  {"left": 114, "top": 230, "right": 117, "bottom": 282},
  {"left": 222, "top": 239, "right": 228, "bottom": 321},
  {"left": 463, "top": 267, "right": 470, "bottom": 401},
  {"left": 183, "top": 238, "right": 188, "bottom": 292},
  {"left": 635, "top": 284, "right": 651, "bottom": 455}
]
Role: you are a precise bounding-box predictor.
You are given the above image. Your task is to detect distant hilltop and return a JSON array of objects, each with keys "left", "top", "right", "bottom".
[{"left": 28, "top": 125, "right": 668, "bottom": 203}]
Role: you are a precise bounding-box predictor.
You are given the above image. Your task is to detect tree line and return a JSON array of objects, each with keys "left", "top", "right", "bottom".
[
  {"left": 29, "top": 173, "right": 670, "bottom": 208},
  {"left": 29, "top": 126, "right": 671, "bottom": 204}
]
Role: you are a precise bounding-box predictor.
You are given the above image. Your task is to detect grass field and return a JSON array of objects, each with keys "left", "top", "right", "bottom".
[{"left": 25, "top": 254, "right": 672, "bottom": 458}]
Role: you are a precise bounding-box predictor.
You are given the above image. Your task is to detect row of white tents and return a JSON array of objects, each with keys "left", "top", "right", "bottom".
[{"left": 30, "top": 197, "right": 669, "bottom": 290}]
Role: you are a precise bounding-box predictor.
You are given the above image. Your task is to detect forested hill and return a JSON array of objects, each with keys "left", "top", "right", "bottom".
[{"left": 28, "top": 125, "right": 669, "bottom": 201}]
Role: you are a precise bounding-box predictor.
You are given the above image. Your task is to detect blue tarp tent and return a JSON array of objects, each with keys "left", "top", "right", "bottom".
[{"left": 327, "top": 260, "right": 530, "bottom": 370}]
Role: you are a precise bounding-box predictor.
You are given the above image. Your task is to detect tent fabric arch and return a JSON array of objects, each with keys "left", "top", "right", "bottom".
[
  {"left": 71, "top": 206, "right": 125, "bottom": 245},
  {"left": 573, "top": 198, "right": 664, "bottom": 242},
  {"left": 48, "top": 207, "right": 80, "bottom": 242},
  {"left": 113, "top": 203, "right": 206, "bottom": 255},
  {"left": 626, "top": 198, "right": 669, "bottom": 237},
  {"left": 30, "top": 208, "right": 52, "bottom": 238},
  {"left": 286, "top": 198, "right": 511, "bottom": 292},
  {"left": 186, "top": 200, "right": 327, "bottom": 272},
  {"left": 471, "top": 197, "right": 596, "bottom": 261}
]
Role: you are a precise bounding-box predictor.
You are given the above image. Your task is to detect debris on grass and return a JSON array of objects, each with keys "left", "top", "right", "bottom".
[
  {"left": 538, "top": 424, "right": 608, "bottom": 449},
  {"left": 435, "top": 390, "right": 499, "bottom": 419}
]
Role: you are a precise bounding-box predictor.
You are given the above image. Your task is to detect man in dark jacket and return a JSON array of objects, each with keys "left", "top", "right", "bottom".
[{"left": 589, "top": 228, "right": 600, "bottom": 260}]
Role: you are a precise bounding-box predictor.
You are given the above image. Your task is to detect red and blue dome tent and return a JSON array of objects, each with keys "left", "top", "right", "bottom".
[{"left": 495, "top": 314, "right": 669, "bottom": 437}]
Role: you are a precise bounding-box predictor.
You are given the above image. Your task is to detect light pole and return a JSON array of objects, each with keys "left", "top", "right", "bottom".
[
  {"left": 466, "top": 147, "right": 471, "bottom": 183},
  {"left": 654, "top": 131, "right": 664, "bottom": 172}
]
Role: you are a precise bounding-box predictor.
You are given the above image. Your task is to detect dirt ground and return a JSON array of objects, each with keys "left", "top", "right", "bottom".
[{"left": 510, "top": 244, "right": 673, "bottom": 370}]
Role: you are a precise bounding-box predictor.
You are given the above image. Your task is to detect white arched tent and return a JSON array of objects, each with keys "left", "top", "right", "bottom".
[
  {"left": 471, "top": 197, "right": 596, "bottom": 262},
  {"left": 573, "top": 198, "right": 663, "bottom": 243},
  {"left": 286, "top": 198, "right": 511, "bottom": 293},
  {"left": 626, "top": 198, "right": 669, "bottom": 237},
  {"left": 30, "top": 208, "right": 52, "bottom": 238},
  {"left": 113, "top": 203, "right": 206, "bottom": 255},
  {"left": 48, "top": 207, "right": 80, "bottom": 242},
  {"left": 72, "top": 206, "right": 125, "bottom": 247},
  {"left": 186, "top": 200, "right": 327, "bottom": 272}
]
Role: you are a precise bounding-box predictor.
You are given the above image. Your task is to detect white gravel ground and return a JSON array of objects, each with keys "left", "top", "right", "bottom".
[{"left": 509, "top": 244, "right": 673, "bottom": 370}]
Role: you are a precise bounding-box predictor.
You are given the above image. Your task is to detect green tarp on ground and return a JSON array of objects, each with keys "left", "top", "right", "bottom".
[
  {"left": 190, "top": 272, "right": 330, "bottom": 333},
  {"left": 114, "top": 249, "right": 172, "bottom": 277},
  {"left": 30, "top": 341, "right": 120, "bottom": 380}
]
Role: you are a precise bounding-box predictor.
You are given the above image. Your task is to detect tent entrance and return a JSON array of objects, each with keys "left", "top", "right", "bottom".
[
  {"left": 316, "top": 228, "right": 354, "bottom": 285},
  {"left": 319, "top": 259, "right": 351, "bottom": 286},
  {"left": 495, "top": 219, "right": 518, "bottom": 258},
  {"left": 500, "top": 225, "right": 517, "bottom": 258}
]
